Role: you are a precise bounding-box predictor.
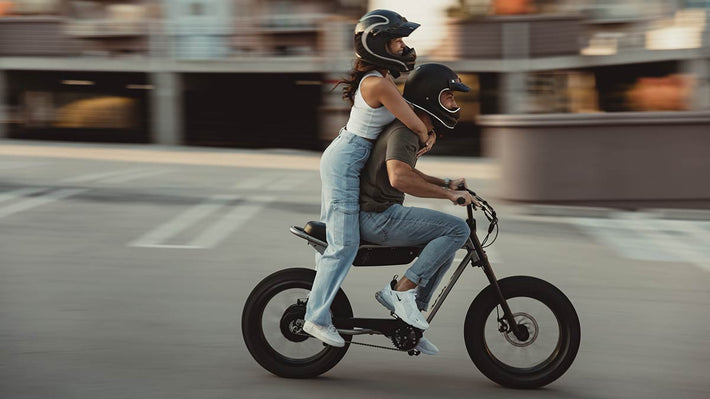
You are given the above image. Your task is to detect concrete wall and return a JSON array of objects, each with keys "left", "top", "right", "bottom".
[{"left": 479, "top": 111, "right": 710, "bottom": 208}]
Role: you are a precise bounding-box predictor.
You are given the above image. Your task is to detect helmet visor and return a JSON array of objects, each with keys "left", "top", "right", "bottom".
[
  {"left": 450, "top": 77, "right": 471, "bottom": 93},
  {"left": 388, "top": 21, "right": 420, "bottom": 38}
]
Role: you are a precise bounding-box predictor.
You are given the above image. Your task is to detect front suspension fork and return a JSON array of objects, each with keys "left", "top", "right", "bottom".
[{"left": 468, "top": 218, "right": 529, "bottom": 342}]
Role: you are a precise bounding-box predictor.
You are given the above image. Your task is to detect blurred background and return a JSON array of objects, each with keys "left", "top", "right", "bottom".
[
  {"left": 1, "top": 3, "right": 709, "bottom": 398},
  {"left": 0, "top": 0, "right": 709, "bottom": 206}
]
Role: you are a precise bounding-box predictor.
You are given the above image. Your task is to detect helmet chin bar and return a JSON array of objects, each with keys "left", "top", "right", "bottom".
[{"left": 410, "top": 102, "right": 459, "bottom": 130}]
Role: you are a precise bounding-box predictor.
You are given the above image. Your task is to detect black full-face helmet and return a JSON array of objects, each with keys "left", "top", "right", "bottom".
[
  {"left": 354, "top": 9, "right": 420, "bottom": 78},
  {"left": 403, "top": 63, "right": 470, "bottom": 132}
]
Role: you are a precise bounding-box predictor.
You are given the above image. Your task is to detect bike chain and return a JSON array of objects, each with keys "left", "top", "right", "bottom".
[
  {"left": 348, "top": 340, "right": 420, "bottom": 356},
  {"left": 349, "top": 340, "right": 402, "bottom": 351}
]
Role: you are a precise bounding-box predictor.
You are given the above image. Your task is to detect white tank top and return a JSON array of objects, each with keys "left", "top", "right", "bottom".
[{"left": 345, "top": 71, "right": 396, "bottom": 140}]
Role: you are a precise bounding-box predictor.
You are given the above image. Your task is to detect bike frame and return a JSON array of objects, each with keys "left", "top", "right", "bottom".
[
  {"left": 290, "top": 202, "right": 526, "bottom": 341},
  {"left": 427, "top": 206, "right": 526, "bottom": 340}
]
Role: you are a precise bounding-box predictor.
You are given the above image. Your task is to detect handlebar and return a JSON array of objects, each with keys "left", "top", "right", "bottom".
[
  {"left": 455, "top": 186, "right": 497, "bottom": 229},
  {"left": 452, "top": 184, "right": 499, "bottom": 246}
]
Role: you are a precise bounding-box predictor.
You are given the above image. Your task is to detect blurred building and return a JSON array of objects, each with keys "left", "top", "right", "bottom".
[{"left": 0, "top": 0, "right": 709, "bottom": 160}]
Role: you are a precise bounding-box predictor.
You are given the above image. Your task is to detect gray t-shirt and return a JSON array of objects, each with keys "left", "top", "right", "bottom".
[{"left": 360, "top": 120, "right": 420, "bottom": 212}]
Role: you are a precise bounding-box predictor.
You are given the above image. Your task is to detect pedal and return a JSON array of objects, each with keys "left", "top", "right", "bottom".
[{"left": 408, "top": 349, "right": 421, "bottom": 356}]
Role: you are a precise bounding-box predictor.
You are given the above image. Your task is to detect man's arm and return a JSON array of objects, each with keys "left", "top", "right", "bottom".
[
  {"left": 411, "top": 168, "right": 446, "bottom": 187},
  {"left": 387, "top": 160, "right": 475, "bottom": 205},
  {"left": 412, "top": 168, "right": 468, "bottom": 191}
]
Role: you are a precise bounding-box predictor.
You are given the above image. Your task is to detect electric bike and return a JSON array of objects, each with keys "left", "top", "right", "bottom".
[{"left": 242, "top": 190, "right": 581, "bottom": 389}]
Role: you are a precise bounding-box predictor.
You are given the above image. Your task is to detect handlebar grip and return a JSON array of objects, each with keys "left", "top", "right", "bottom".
[{"left": 456, "top": 197, "right": 466, "bottom": 205}]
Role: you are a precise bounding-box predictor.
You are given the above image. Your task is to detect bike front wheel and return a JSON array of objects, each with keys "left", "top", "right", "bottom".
[
  {"left": 242, "top": 267, "right": 353, "bottom": 378},
  {"left": 464, "top": 276, "right": 580, "bottom": 389}
]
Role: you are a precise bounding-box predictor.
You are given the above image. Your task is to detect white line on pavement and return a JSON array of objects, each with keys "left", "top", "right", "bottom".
[
  {"left": 636, "top": 218, "right": 710, "bottom": 272},
  {"left": 570, "top": 217, "right": 670, "bottom": 261},
  {"left": 187, "top": 196, "right": 276, "bottom": 248},
  {"left": 234, "top": 172, "right": 313, "bottom": 192},
  {"left": 101, "top": 169, "right": 173, "bottom": 184},
  {"left": 128, "top": 194, "right": 236, "bottom": 248},
  {"left": 0, "top": 161, "right": 47, "bottom": 170},
  {"left": 0, "top": 188, "right": 88, "bottom": 219},
  {"left": 233, "top": 173, "right": 273, "bottom": 190},
  {"left": 570, "top": 216, "right": 710, "bottom": 272},
  {"left": 0, "top": 187, "right": 49, "bottom": 204},
  {"left": 267, "top": 174, "right": 312, "bottom": 192},
  {"left": 61, "top": 168, "right": 146, "bottom": 183}
]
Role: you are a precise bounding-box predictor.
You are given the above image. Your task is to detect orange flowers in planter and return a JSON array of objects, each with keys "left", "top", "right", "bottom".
[
  {"left": 493, "top": 0, "right": 534, "bottom": 15},
  {"left": 626, "top": 74, "right": 694, "bottom": 111}
]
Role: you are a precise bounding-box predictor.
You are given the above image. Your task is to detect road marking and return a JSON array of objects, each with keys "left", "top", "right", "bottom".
[
  {"left": 233, "top": 174, "right": 269, "bottom": 190},
  {"left": 129, "top": 194, "right": 234, "bottom": 248},
  {"left": 633, "top": 218, "right": 710, "bottom": 272},
  {"left": 571, "top": 215, "right": 710, "bottom": 272},
  {"left": 0, "top": 188, "right": 87, "bottom": 219},
  {"left": 0, "top": 187, "right": 50, "bottom": 204},
  {"left": 267, "top": 174, "right": 312, "bottom": 192},
  {"left": 188, "top": 196, "right": 276, "bottom": 248},
  {"left": 0, "top": 161, "right": 47, "bottom": 170},
  {"left": 62, "top": 168, "right": 146, "bottom": 183},
  {"left": 233, "top": 172, "right": 313, "bottom": 191},
  {"left": 100, "top": 169, "right": 173, "bottom": 184},
  {"left": 129, "top": 195, "right": 274, "bottom": 249}
]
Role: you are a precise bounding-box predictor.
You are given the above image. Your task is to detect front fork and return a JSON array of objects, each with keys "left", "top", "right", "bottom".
[{"left": 468, "top": 217, "right": 530, "bottom": 342}]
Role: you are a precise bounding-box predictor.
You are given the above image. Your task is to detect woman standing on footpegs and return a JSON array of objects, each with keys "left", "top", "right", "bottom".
[{"left": 303, "top": 9, "right": 434, "bottom": 347}]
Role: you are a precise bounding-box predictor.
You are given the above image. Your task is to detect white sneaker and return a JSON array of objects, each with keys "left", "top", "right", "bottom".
[
  {"left": 415, "top": 336, "right": 439, "bottom": 355},
  {"left": 302, "top": 320, "right": 345, "bottom": 347},
  {"left": 376, "top": 282, "right": 429, "bottom": 330}
]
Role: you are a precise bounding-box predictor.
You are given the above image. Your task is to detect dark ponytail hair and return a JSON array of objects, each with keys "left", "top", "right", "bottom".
[{"left": 333, "top": 59, "right": 381, "bottom": 106}]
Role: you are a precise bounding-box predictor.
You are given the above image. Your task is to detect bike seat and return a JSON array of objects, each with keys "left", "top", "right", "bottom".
[
  {"left": 304, "top": 221, "right": 377, "bottom": 246},
  {"left": 302, "top": 221, "right": 423, "bottom": 266},
  {"left": 304, "top": 221, "right": 327, "bottom": 243}
]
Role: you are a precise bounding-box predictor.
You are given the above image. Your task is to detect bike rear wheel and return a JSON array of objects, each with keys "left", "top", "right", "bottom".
[
  {"left": 242, "top": 268, "right": 352, "bottom": 378},
  {"left": 464, "top": 276, "right": 580, "bottom": 389}
]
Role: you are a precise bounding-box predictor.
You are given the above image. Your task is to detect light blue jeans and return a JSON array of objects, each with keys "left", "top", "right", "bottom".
[
  {"left": 359, "top": 204, "right": 471, "bottom": 311},
  {"left": 305, "top": 129, "right": 373, "bottom": 326}
]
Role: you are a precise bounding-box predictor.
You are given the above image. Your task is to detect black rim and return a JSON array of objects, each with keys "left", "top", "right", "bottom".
[
  {"left": 482, "top": 296, "right": 569, "bottom": 375},
  {"left": 254, "top": 281, "right": 341, "bottom": 365}
]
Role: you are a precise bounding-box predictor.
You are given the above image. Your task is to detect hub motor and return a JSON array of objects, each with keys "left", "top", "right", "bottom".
[{"left": 280, "top": 302, "right": 309, "bottom": 343}]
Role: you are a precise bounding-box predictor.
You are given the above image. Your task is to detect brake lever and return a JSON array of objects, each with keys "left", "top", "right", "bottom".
[{"left": 455, "top": 183, "right": 477, "bottom": 209}]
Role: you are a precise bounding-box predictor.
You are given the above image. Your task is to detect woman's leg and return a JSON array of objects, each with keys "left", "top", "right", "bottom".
[{"left": 305, "top": 132, "right": 371, "bottom": 326}]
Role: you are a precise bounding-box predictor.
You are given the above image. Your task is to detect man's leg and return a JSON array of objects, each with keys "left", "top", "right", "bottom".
[
  {"left": 361, "top": 204, "right": 470, "bottom": 287},
  {"left": 415, "top": 252, "right": 456, "bottom": 311},
  {"left": 360, "top": 204, "right": 470, "bottom": 328}
]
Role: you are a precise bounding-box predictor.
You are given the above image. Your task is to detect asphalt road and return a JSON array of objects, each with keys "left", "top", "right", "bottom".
[{"left": 1, "top": 141, "right": 708, "bottom": 399}]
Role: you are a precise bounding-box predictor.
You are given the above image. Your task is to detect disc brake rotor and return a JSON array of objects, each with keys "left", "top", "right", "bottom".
[{"left": 502, "top": 312, "right": 539, "bottom": 347}]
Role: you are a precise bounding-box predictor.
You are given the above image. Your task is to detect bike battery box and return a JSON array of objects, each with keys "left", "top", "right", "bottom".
[{"left": 353, "top": 245, "right": 422, "bottom": 266}]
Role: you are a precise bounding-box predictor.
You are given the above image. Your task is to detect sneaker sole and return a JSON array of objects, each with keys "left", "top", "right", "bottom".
[
  {"left": 375, "top": 291, "right": 395, "bottom": 313},
  {"left": 302, "top": 324, "right": 345, "bottom": 348},
  {"left": 415, "top": 345, "right": 439, "bottom": 355}
]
